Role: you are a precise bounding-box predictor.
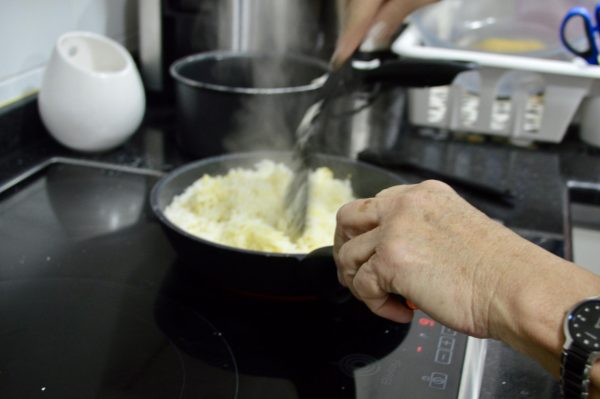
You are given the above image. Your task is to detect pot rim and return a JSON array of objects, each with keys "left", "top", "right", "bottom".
[{"left": 169, "top": 51, "right": 329, "bottom": 95}]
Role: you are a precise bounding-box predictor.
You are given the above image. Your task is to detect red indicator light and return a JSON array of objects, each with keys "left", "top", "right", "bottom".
[
  {"left": 419, "top": 318, "right": 436, "bottom": 327},
  {"left": 417, "top": 346, "right": 423, "bottom": 353}
]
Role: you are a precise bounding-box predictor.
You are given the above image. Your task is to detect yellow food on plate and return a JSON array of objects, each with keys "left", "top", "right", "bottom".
[
  {"left": 472, "top": 37, "right": 546, "bottom": 53},
  {"left": 164, "top": 160, "right": 355, "bottom": 254}
]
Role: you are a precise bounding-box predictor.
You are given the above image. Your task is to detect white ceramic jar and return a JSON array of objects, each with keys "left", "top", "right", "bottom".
[{"left": 38, "top": 31, "right": 145, "bottom": 152}]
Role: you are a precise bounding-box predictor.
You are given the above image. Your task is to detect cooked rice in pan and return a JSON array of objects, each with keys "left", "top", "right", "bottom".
[{"left": 164, "top": 160, "right": 355, "bottom": 254}]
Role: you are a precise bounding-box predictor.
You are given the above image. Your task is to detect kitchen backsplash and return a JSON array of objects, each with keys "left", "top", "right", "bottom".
[{"left": 0, "top": 0, "right": 139, "bottom": 109}]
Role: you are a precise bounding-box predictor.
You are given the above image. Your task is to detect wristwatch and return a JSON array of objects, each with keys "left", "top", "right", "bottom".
[{"left": 562, "top": 296, "right": 600, "bottom": 398}]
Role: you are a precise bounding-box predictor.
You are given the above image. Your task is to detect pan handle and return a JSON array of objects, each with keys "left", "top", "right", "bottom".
[
  {"left": 301, "top": 246, "right": 417, "bottom": 310},
  {"left": 352, "top": 49, "right": 477, "bottom": 88},
  {"left": 300, "top": 246, "right": 351, "bottom": 304}
]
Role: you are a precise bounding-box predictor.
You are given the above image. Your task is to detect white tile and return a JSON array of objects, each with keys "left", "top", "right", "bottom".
[
  {"left": 0, "top": 0, "right": 75, "bottom": 83},
  {"left": 0, "top": 67, "right": 44, "bottom": 108},
  {"left": 0, "top": 0, "right": 139, "bottom": 106}
]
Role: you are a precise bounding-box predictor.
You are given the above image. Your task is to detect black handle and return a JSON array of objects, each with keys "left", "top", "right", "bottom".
[
  {"left": 300, "top": 246, "right": 413, "bottom": 308},
  {"left": 361, "top": 58, "right": 476, "bottom": 87},
  {"left": 352, "top": 49, "right": 477, "bottom": 88},
  {"left": 299, "top": 246, "right": 352, "bottom": 304}
]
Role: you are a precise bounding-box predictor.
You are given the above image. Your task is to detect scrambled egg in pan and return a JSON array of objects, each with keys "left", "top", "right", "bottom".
[{"left": 164, "top": 160, "right": 355, "bottom": 254}]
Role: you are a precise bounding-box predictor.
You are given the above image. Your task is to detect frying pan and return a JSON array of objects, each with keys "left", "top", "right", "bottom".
[{"left": 150, "top": 151, "right": 404, "bottom": 299}]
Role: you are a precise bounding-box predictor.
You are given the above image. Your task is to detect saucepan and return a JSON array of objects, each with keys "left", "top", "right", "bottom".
[
  {"left": 170, "top": 50, "right": 475, "bottom": 158},
  {"left": 170, "top": 52, "right": 328, "bottom": 158},
  {"left": 150, "top": 151, "right": 404, "bottom": 300}
]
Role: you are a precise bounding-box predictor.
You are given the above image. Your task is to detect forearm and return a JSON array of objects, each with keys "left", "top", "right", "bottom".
[{"left": 489, "top": 237, "right": 600, "bottom": 395}]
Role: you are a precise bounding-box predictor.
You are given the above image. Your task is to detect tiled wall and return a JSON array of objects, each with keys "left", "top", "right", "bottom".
[{"left": 0, "top": 0, "right": 139, "bottom": 108}]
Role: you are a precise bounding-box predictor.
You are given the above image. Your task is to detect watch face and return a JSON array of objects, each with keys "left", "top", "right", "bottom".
[{"left": 568, "top": 299, "right": 600, "bottom": 351}]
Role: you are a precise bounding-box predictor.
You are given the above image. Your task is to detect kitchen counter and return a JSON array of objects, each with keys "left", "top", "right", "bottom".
[{"left": 2, "top": 94, "right": 600, "bottom": 398}]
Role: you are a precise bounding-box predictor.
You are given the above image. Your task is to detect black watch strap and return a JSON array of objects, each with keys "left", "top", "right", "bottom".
[{"left": 561, "top": 343, "right": 591, "bottom": 399}]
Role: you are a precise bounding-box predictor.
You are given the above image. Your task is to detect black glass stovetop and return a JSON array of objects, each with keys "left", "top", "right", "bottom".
[{"left": 0, "top": 158, "right": 474, "bottom": 399}]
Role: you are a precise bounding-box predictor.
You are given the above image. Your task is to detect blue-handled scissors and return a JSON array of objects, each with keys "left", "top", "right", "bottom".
[{"left": 560, "top": 3, "right": 600, "bottom": 64}]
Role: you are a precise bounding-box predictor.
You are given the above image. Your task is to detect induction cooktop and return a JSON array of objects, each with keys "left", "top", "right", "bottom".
[{"left": 0, "top": 157, "right": 486, "bottom": 399}]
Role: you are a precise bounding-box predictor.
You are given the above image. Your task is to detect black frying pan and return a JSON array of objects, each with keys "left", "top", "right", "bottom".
[{"left": 150, "top": 151, "right": 404, "bottom": 299}]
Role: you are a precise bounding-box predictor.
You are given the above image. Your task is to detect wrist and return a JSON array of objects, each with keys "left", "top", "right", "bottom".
[
  {"left": 561, "top": 296, "right": 600, "bottom": 398},
  {"left": 490, "top": 240, "right": 600, "bottom": 377},
  {"left": 478, "top": 232, "right": 552, "bottom": 344},
  {"left": 492, "top": 246, "right": 567, "bottom": 364}
]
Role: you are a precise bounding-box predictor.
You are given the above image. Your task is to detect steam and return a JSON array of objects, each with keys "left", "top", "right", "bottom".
[
  {"left": 223, "top": 92, "right": 296, "bottom": 153},
  {"left": 199, "top": 1, "right": 404, "bottom": 159},
  {"left": 234, "top": 0, "right": 322, "bottom": 55},
  {"left": 182, "top": 0, "right": 343, "bottom": 155},
  {"left": 181, "top": 0, "right": 403, "bottom": 158},
  {"left": 220, "top": 0, "right": 334, "bottom": 154}
]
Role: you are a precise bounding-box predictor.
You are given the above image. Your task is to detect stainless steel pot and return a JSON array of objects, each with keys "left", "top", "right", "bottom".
[{"left": 139, "top": 0, "right": 339, "bottom": 92}]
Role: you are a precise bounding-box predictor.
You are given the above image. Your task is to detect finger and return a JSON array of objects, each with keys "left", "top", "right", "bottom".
[
  {"left": 363, "top": 0, "right": 439, "bottom": 51},
  {"left": 335, "top": 227, "right": 380, "bottom": 287},
  {"left": 335, "top": 197, "right": 379, "bottom": 240},
  {"left": 334, "top": 198, "right": 379, "bottom": 272},
  {"left": 331, "top": 0, "right": 386, "bottom": 68},
  {"left": 366, "top": 295, "right": 414, "bottom": 324},
  {"left": 334, "top": 186, "right": 413, "bottom": 269},
  {"left": 352, "top": 261, "right": 414, "bottom": 323}
]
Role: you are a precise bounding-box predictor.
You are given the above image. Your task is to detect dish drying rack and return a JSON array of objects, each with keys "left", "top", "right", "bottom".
[{"left": 392, "top": 25, "right": 600, "bottom": 144}]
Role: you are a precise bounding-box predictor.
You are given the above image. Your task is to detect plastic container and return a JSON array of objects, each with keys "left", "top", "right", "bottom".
[
  {"left": 392, "top": 24, "right": 600, "bottom": 144},
  {"left": 410, "top": 0, "right": 596, "bottom": 59}
]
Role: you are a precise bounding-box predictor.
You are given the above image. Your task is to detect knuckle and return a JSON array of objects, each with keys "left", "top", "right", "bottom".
[
  {"left": 336, "top": 242, "right": 350, "bottom": 267},
  {"left": 420, "top": 179, "right": 452, "bottom": 192},
  {"left": 336, "top": 202, "right": 351, "bottom": 223},
  {"left": 377, "top": 240, "right": 397, "bottom": 260},
  {"left": 342, "top": 269, "right": 356, "bottom": 288},
  {"left": 352, "top": 263, "right": 381, "bottom": 296},
  {"left": 397, "top": 180, "right": 455, "bottom": 209}
]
